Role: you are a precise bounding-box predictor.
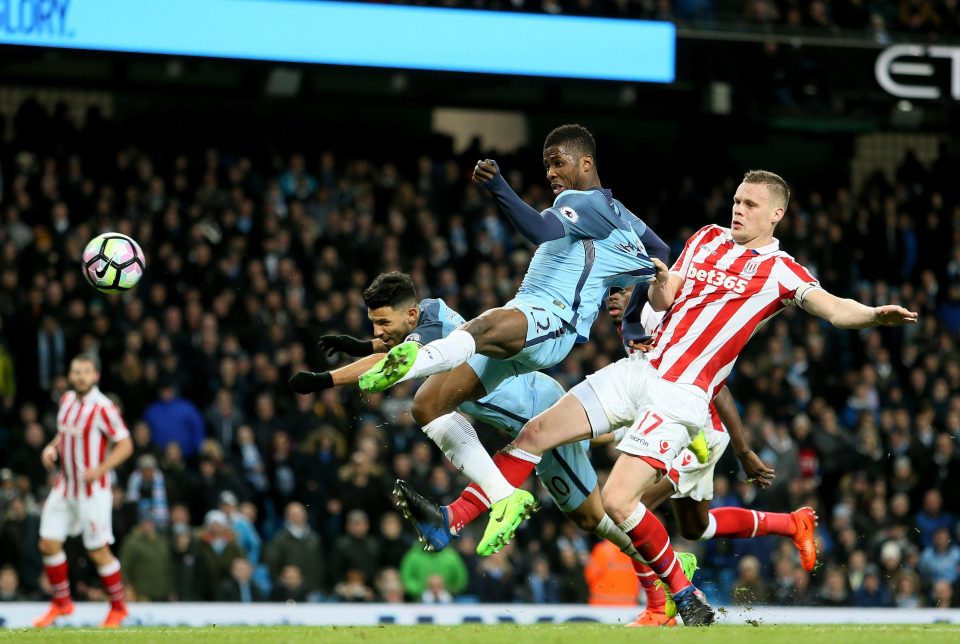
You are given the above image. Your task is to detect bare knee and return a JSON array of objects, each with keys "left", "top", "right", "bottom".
[
  {"left": 515, "top": 417, "right": 551, "bottom": 454},
  {"left": 601, "top": 487, "right": 637, "bottom": 525},
  {"left": 38, "top": 539, "right": 63, "bottom": 557}
]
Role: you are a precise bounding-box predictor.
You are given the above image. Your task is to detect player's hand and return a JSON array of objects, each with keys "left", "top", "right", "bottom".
[
  {"left": 83, "top": 467, "right": 104, "bottom": 483},
  {"left": 627, "top": 338, "right": 654, "bottom": 353},
  {"left": 739, "top": 450, "right": 775, "bottom": 487},
  {"left": 651, "top": 258, "right": 670, "bottom": 286},
  {"left": 318, "top": 335, "right": 373, "bottom": 357},
  {"left": 42, "top": 445, "right": 59, "bottom": 470},
  {"left": 289, "top": 371, "right": 334, "bottom": 394},
  {"left": 472, "top": 159, "right": 500, "bottom": 185},
  {"left": 873, "top": 305, "right": 918, "bottom": 326}
]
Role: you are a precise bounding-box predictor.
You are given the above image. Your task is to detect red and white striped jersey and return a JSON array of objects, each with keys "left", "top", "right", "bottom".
[
  {"left": 636, "top": 302, "right": 725, "bottom": 432},
  {"left": 55, "top": 386, "right": 130, "bottom": 498},
  {"left": 647, "top": 224, "right": 819, "bottom": 397}
]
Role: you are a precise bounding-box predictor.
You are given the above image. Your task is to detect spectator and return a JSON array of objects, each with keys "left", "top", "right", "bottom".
[
  {"left": 331, "top": 510, "right": 380, "bottom": 587},
  {"left": 198, "top": 510, "right": 244, "bottom": 599},
  {"left": 893, "top": 569, "right": 924, "bottom": 608},
  {"left": 374, "top": 568, "right": 405, "bottom": 603},
  {"left": 269, "top": 564, "right": 308, "bottom": 603},
  {"left": 216, "top": 558, "right": 264, "bottom": 603},
  {"left": 919, "top": 527, "right": 960, "bottom": 585},
  {"left": 8, "top": 423, "right": 46, "bottom": 494},
  {"left": 519, "top": 556, "right": 560, "bottom": 604},
  {"left": 474, "top": 549, "right": 515, "bottom": 603},
  {"left": 265, "top": 502, "right": 323, "bottom": 595},
  {"left": 816, "top": 566, "right": 851, "bottom": 607},
  {"left": 170, "top": 523, "right": 210, "bottom": 602},
  {"left": 378, "top": 512, "right": 411, "bottom": 570},
  {"left": 916, "top": 490, "right": 955, "bottom": 549},
  {"left": 931, "top": 579, "right": 954, "bottom": 608},
  {"left": 399, "top": 542, "right": 468, "bottom": 601},
  {"left": 143, "top": 380, "right": 206, "bottom": 460},
  {"left": 421, "top": 573, "right": 453, "bottom": 604},
  {"left": 852, "top": 564, "right": 893, "bottom": 607},
  {"left": 119, "top": 511, "right": 175, "bottom": 602},
  {"left": 584, "top": 540, "right": 637, "bottom": 606},
  {"left": 556, "top": 546, "right": 589, "bottom": 604},
  {"left": 125, "top": 454, "right": 169, "bottom": 528},
  {"left": 333, "top": 569, "right": 376, "bottom": 602},
  {"left": 0, "top": 565, "right": 25, "bottom": 601},
  {"left": 219, "top": 491, "right": 262, "bottom": 566},
  {"left": 732, "top": 555, "right": 769, "bottom": 605}
]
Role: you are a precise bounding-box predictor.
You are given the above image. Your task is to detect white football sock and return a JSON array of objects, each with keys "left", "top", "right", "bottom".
[
  {"left": 398, "top": 329, "right": 476, "bottom": 383},
  {"left": 422, "top": 412, "right": 514, "bottom": 501},
  {"left": 595, "top": 513, "right": 643, "bottom": 562}
]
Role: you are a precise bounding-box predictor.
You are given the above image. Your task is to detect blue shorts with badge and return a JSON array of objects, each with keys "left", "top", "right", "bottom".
[
  {"left": 466, "top": 296, "right": 578, "bottom": 395},
  {"left": 459, "top": 371, "right": 597, "bottom": 513}
]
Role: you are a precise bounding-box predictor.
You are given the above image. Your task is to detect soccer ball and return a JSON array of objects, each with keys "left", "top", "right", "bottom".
[{"left": 81, "top": 233, "right": 146, "bottom": 293}]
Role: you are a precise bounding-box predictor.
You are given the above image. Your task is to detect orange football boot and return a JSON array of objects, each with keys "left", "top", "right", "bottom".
[
  {"left": 626, "top": 609, "right": 677, "bottom": 627},
  {"left": 33, "top": 601, "right": 75, "bottom": 628},
  {"left": 791, "top": 506, "right": 819, "bottom": 572},
  {"left": 99, "top": 606, "right": 129, "bottom": 628}
]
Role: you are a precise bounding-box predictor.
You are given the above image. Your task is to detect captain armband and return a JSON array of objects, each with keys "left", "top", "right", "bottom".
[{"left": 791, "top": 283, "right": 823, "bottom": 310}]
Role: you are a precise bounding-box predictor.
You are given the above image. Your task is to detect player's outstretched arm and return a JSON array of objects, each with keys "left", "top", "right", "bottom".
[
  {"left": 318, "top": 334, "right": 383, "bottom": 357},
  {"left": 83, "top": 436, "right": 133, "bottom": 483},
  {"left": 472, "top": 159, "right": 565, "bottom": 244},
  {"left": 800, "top": 288, "right": 918, "bottom": 329},
  {"left": 714, "top": 387, "right": 774, "bottom": 487},
  {"left": 290, "top": 353, "right": 386, "bottom": 394}
]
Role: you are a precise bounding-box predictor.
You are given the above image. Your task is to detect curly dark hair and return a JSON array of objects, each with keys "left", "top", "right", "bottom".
[
  {"left": 362, "top": 272, "right": 418, "bottom": 310},
  {"left": 543, "top": 124, "right": 597, "bottom": 161}
]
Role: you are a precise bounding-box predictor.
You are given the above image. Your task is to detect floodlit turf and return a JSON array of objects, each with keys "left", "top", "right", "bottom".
[{"left": 3, "top": 624, "right": 960, "bottom": 643}]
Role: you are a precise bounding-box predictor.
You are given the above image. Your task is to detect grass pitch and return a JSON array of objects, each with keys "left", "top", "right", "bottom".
[{"left": 3, "top": 624, "right": 960, "bottom": 643}]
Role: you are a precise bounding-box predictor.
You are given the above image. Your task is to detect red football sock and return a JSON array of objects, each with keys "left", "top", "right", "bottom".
[
  {"left": 493, "top": 449, "right": 538, "bottom": 487},
  {"left": 446, "top": 484, "right": 490, "bottom": 535},
  {"left": 42, "top": 552, "right": 72, "bottom": 606},
  {"left": 710, "top": 508, "right": 795, "bottom": 538},
  {"left": 625, "top": 505, "right": 691, "bottom": 595},
  {"left": 633, "top": 559, "right": 666, "bottom": 611},
  {"left": 446, "top": 450, "right": 538, "bottom": 533},
  {"left": 97, "top": 560, "right": 127, "bottom": 612}
]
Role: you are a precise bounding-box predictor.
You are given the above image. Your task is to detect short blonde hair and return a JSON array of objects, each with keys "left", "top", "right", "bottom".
[{"left": 743, "top": 170, "right": 790, "bottom": 209}]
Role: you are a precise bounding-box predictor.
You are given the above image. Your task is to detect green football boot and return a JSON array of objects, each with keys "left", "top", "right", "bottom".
[
  {"left": 476, "top": 489, "right": 539, "bottom": 557},
  {"left": 660, "top": 551, "right": 700, "bottom": 619},
  {"left": 358, "top": 341, "right": 419, "bottom": 392}
]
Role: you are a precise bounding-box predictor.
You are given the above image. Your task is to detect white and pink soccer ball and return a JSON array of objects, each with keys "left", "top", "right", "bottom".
[{"left": 81, "top": 233, "right": 146, "bottom": 293}]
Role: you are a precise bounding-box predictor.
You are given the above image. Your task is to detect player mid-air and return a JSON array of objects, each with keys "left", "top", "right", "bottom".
[
  {"left": 34, "top": 354, "right": 133, "bottom": 628},
  {"left": 357, "top": 125, "right": 669, "bottom": 555},
  {"left": 289, "top": 272, "right": 694, "bottom": 584},
  {"left": 472, "top": 170, "right": 918, "bottom": 625}
]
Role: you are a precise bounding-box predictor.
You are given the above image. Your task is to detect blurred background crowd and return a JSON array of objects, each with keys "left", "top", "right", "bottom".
[
  {"left": 348, "top": 0, "right": 960, "bottom": 40},
  {"left": 0, "top": 95, "right": 958, "bottom": 610}
]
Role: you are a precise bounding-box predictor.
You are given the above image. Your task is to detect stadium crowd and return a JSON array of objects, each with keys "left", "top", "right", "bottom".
[
  {"left": 0, "top": 98, "right": 959, "bottom": 609},
  {"left": 347, "top": 0, "right": 960, "bottom": 41}
]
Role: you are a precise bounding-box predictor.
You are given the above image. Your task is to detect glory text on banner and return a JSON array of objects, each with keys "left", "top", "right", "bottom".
[{"left": 0, "top": 0, "right": 675, "bottom": 83}]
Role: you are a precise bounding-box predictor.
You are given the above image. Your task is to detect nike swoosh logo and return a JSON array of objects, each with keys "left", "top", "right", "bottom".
[
  {"left": 494, "top": 507, "right": 507, "bottom": 523},
  {"left": 95, "top": 248, "right": 120, "bottom": 278}
]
